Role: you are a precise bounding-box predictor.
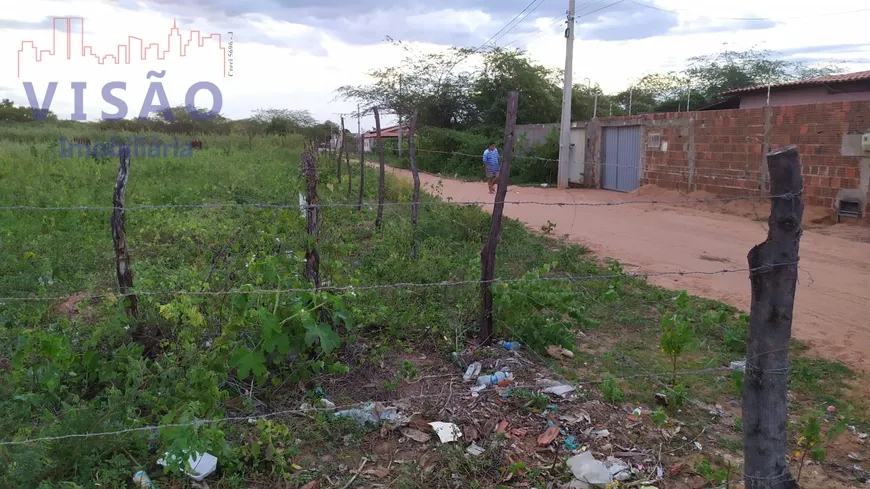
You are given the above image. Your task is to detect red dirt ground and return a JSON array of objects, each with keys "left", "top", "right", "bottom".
[{"left": 384, "top": 166, "right": 870, "bottom": 391}]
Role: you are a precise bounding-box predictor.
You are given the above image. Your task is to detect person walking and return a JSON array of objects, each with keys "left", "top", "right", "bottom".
[{"left": 482, "top": 142, "right": 500, "bottom": 194}]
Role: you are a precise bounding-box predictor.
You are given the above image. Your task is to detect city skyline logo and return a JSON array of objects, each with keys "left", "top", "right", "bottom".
[{"left": 16, "top": 17, "right": 229, "bottom": 78}]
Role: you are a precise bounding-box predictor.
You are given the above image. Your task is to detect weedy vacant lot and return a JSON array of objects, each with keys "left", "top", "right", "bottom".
[{"left": 0, "top": 126, "right": 866, "bottom": 488}]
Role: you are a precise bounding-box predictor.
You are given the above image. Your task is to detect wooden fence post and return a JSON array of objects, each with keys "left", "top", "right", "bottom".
[
  {"left": 407, "top": 109, "right": 420, "bottom": 260},
  {"left": 357, "top": 125, "right": 365, "bottom": 211},
  {"left": 301, "top": 150, "right": 320, "bottom": 288},
  {"left": 337, "top": 116, "right": 345, "bottom": 183},
  {"left": 111, "top": 145, "right": 138, "bottom": 317},
  {"left": 479, "top": 91, "right": 519, "bottom": 346},
  {"left": 742, "top": 144, "right": 802, "bottom": 489},
  {"left": 374, "top": 107, "right": 386, "bottom": 229},
  {"left": 345, "top": 132, "right": 352, "bottom": 197}
]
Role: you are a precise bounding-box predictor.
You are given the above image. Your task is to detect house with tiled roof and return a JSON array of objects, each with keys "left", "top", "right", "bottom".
[
  {"left": 362, "top": 124, "right": 410, "bottom": 152},
  {"left": 700, "top": 70, "right": 870, "bottom": 110}
]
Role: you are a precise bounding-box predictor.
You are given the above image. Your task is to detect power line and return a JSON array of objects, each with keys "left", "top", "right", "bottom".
[
  {"left": 471, "top": 0, "right": 548, "bottom": 54},
  {"left": 491, "top": 0, "right": 551, "bottom": 47},
  {"left": 626, "top": 0, "right": 870, "bottom": 20},
  {"left": 509, "top": 0, "right": 627, "bottom": 51}
]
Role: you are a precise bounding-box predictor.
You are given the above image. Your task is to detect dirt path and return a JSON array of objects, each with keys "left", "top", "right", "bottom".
[{"left": 385, "top": 166, "right": 870, "bottom": 378}]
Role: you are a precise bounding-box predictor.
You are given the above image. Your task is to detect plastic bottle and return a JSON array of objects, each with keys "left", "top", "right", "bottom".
[
  {"left": 476, "top": 371, "right": 514, "bottom": 386},
  {"left": 499, "top": 341, "right": 522, "bottom": 350},
  {"left": 132, "top": 471, "right": 157, "bottom": 489}
]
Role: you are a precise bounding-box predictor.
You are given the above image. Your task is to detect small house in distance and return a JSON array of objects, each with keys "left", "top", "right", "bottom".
[
  {"left": 362, "top": 124, "right": 410, "bottom": 152},
  {"left": 701, "top": 70, "right": 870, "bottom": 110}
]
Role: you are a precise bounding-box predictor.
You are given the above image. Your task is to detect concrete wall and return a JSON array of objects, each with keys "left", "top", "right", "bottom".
[
  {"left": 583, "top": 100, "right": 870, "bottom": 223},
  {"left": 516, "top": 123, "right": 559, "bottom": 150},
  {"left": 740, "top": 83, "right": 870, "bottom": 109}
]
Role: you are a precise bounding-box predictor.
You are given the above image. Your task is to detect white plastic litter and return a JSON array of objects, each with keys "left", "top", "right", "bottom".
[
  {"left": 730, "top": 360, "right": 746, "bottom": 371},
  {"left": 566, "top": 451, "right": 613, "bottom": 486},
  {"left": 463, "top": 362, "right": 482, "bottom": 381},
  {"left": 605, "top": 456, "right": 631, "bottom": 481},
  {"left": 429, "top": 422, "right": 462, "bottom": 443},
  {"left": 542, "top": 384, "right": 575, "bottom": 397},
  {"left": 466, "top": 443, "right": 485, "bottom": 456},
  {"left": 157, "top": 451, "right": 218, "bottom": 482}
]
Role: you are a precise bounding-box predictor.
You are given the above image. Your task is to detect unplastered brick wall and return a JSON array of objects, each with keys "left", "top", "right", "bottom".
[{"left": 641, "top": 101, "right": 870, "bottom": 220}]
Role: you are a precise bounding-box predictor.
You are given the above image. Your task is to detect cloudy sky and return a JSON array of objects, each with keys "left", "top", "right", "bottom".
[{"left": 1, "top": 0, "right": 868, "bottom": 129}]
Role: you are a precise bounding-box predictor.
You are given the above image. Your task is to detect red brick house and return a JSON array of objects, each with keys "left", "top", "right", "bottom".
[
  {"left": 703, "top": 70, "right": 870, "bottom": 110},
  {"left": 362, "top": 124, "right": 409, "bottom": 152}
]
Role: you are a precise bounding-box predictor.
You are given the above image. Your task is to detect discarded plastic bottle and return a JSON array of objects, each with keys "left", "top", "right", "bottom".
[
  {"left": 132, "top": 471, "right": 157, "bottom": 489},
  {"left": 477, "top": 371, "right": 514, "bottom": 386},
  {"left": 499, "top": 341, "right": 522, "bottom": 350}
]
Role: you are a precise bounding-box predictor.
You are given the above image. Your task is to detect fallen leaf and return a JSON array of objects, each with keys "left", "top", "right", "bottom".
[
  {"left": 365, "top": 466, "right": 391, "bottom": 478},
  {"left": 409, "top": 415, "right": 434, "bottom": 432},
  {"left": 669, "top": 463, "right": 685, "bottom": 476},
  {"left": 546, "top": 345, "right": 565, "bottom": 359},
  {"left": 300, "top": 481, "right": 320, "bottom": 489},
  {"left": 401, "top": 428, "right": 432, "bottom": 443},
  {"left": 537, "top": 425, "right": 560, "bottom": 447}
]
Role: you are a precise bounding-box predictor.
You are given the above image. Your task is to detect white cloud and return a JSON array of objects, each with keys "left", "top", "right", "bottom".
[{"left": 1, "top": 0, "right": 868, "bottom": 128}]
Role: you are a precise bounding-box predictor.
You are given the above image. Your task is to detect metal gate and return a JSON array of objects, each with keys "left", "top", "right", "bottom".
[{"left": 601, "top": 126, "right": 641, "bottom": 192}]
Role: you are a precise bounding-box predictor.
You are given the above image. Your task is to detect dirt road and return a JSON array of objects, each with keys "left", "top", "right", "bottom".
[{"left": 384, "top": 166, "right": 870, "bottom": 376}]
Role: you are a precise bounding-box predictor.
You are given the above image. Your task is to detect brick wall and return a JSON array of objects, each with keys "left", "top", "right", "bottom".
[{"left": 639, "top": 101, "right": 870, "bottom": 220}]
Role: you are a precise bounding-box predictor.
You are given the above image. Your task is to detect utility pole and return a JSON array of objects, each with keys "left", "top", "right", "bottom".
[
  {"left": 357, "top": 103, "right": 362, "bottom": 154},
  {"left": 593, "top": 93, "right": 598, "bottom": 118},
  {"left": 628, "top": 86, "right": 633, "bottom": 115},
  {"left": 557, "top": 0, "right": 575, "bottom": 190}
]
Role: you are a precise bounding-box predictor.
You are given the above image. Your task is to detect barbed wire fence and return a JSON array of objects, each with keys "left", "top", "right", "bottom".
[{"left": 0, "top": 98, "right": 809, "bottom": 488}]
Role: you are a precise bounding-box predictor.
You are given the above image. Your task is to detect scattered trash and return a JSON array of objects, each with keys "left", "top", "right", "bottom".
[
  {"left": 605, "top": 457, "right": 632, "bottom": 481},
  {"left": 477, "top": 371, "right": 513, "bottom": 386},
  {"left": 594, "top": 429, "right": 610, "bottom": 439},
  {"left": 566, "top": 451, "right": 613, "bottom": 486},
  {"left": 537, "top": 378, "right": 576, "bottom": 397},
  {"left": 827, "top": 405, "right": 836, "bottom": 413},
  {"left": 499, "top": 340, "right": 522, "bottom": 350},
  {"left": 334, "top": 402, "right": 404, "bottom": 425},
  {"left": 401, "top": 428, "right": 432, "bottom": 443},
  {"left": 730, "top": 360, "right": 746, "bottom": 371},
  {"left": 694, "top": 441, "right": 703, "bottom": 451},
  {"left": 563, "top": 435, "right": 579, "bottom": 451},
  {"left": 495, "top": 420, "right": 510, "bottom": 433},
  {"left": 429, "top": 422, "right": 462, "bottom": 443},
  {"left": 537, "top": 424, "right": 560, "bottom": 447},
  {"left": 561, "top": 411, "right": 591, "bottom": 425},
  {"left": 301, "top": 398, "right": 336, "bottom": 412},
  {"left": 470, "top": 384, "right": 487, "bottom": 397},
  {"left": 451, "top": 352, "right": 465, "bottom": 368},
  {"left": 157, "top": 452, "right": 218, "bottom": 482},
  {"left": 466, "top": 443, "right": 486, "bottom": 456},
  {"left": 632, "top": 407, "right": 642, "bottom": 417},
  {"left": 546, "top": 345, "right": 574, "bottom": 359},
  {"left": 463, "top": 362, "right": 482, "bottom": 381},
  {"left": 859, "top": 432, "right": 868, "bottom": 440},
  {"left": 654, "top": 393, "right": 668, "bottom": 406},
  {"left": 132, "top": 471, "right": 157, "bottom": 489}
]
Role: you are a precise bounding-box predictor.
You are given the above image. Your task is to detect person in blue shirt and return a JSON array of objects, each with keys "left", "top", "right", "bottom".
[{"left": 482, "top": 142, "right": 500, "bottom": 194}]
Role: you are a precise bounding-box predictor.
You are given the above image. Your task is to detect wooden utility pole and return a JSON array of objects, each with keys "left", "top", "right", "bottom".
[
  {"left": 374, "top": 106, "right": 386, "bottom": 229},
  {"left": 301, "top": 150, "right": 320, "bottom": 288},
  {"left": 408, "top": 109, "right": 420, "bottom": 260},
  {"left": 111, "top": 145, "right": 137, "bottom": 317},
  {"left": 742, "top": 144, "right": 803, "bottom": 489},
  {"left": 479, "top": 91, "right": 519, "bottom": 346}
]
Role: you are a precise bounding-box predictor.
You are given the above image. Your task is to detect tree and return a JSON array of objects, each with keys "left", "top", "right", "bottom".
[
  {"left": 0, "top": 98, "right": 57, "bottom": 122},
  {"left": 472, "top": 49, "right": 561, "bottom": 127}
]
